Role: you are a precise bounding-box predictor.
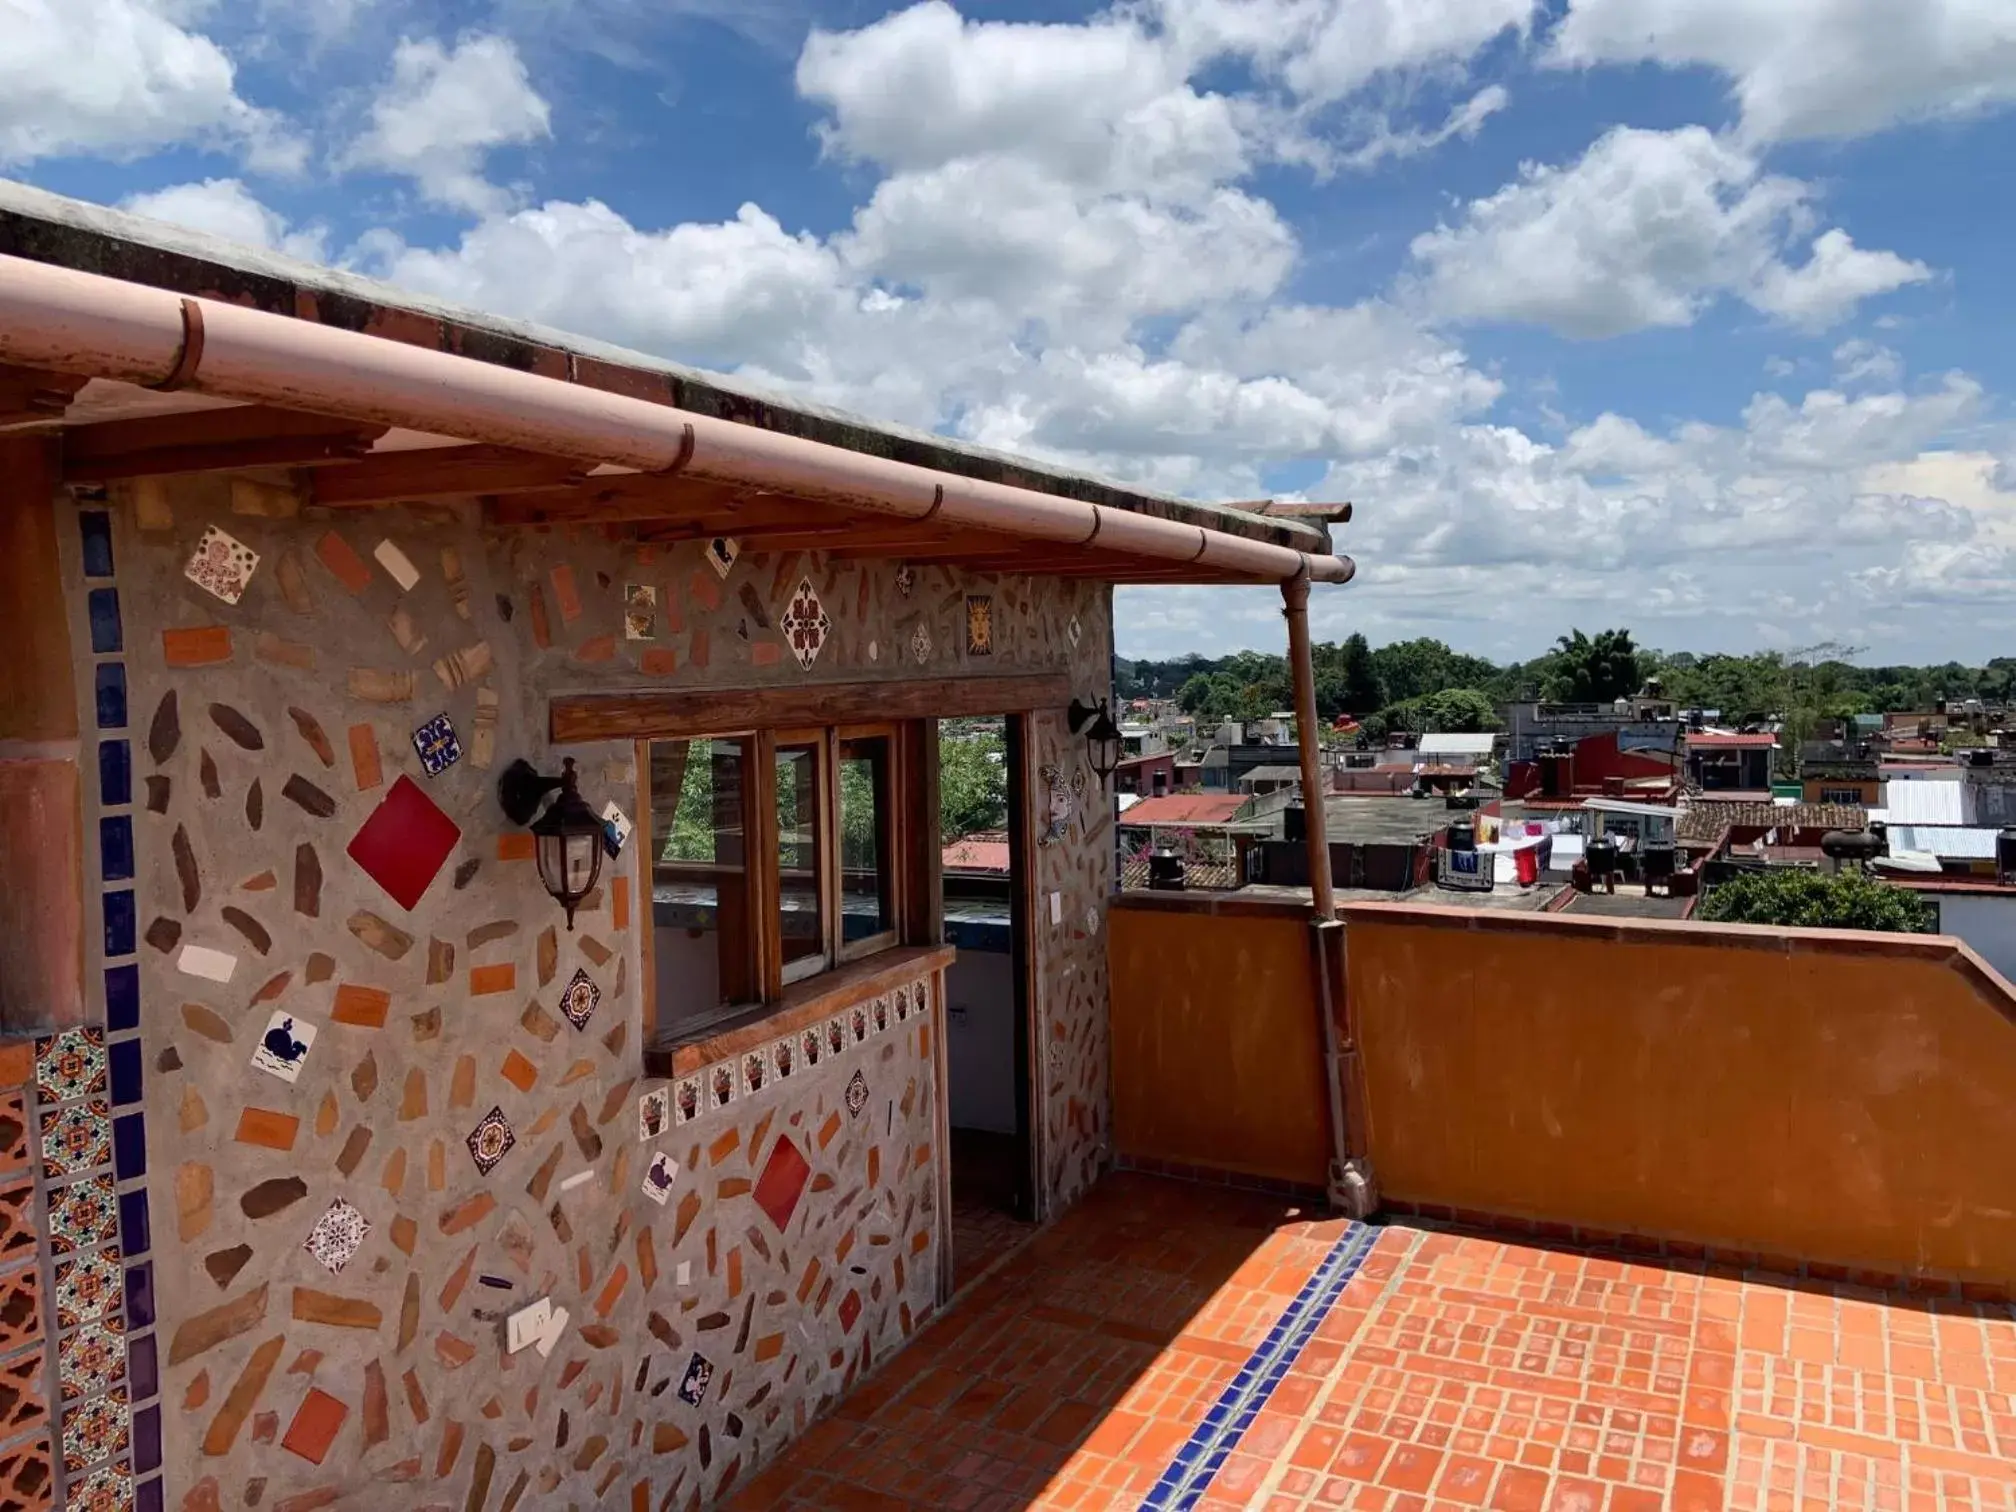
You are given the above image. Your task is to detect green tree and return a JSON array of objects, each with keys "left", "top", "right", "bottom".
[
  {"left": 1697, "top": 869, "right": 1935, "bottom": 934},
  {"left": 1336, "top": 632, "right": 1384, "bottom": 714},
  {"left": 1379, "top": 687, "right": 1501, "bottom": 734},
  {"left": 939, "top": 734, "right": 1008, "bottom": 842},
  {"left": 1542, "top": 628, "right": 1643, "bottom": 704}
]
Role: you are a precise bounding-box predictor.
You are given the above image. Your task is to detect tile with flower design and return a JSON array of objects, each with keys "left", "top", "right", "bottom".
[
  {"left": 465, "top": 1107, "right": 516, "bottom": 1176},
  {"left": 303, "top": 1197, "right": 370, "bottom": 1275},
  {"left": 560, "top": 968, "right": 600, "bottom": 1032},
  {"left": 47, "top": 1175, "right": 119, "bottom": 1254},
  {"left": 60, "top": 1387, "right": 128, "bottom": 1473},
  {"left": 54, "top": 1248, "right": 121, "bottom": 1330},
  {"left": 39, "top": 1102, "right": 110, "bottom": 1180},
  {"left": 59, "top": 1320, "right": 127, "bottom": 1403},
  {"left": 65, "top": 1460, "right": 132, "bottom": 1512},
  {"left": 781, "top": 577, "right": 832, "bottom": 671},
  {"left": 35, "top": 1028, "right": 106, "bottom": 1103}
]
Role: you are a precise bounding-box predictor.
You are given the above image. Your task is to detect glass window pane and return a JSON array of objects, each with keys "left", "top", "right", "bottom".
[
  {"left": 839, "top": 735, "right": 893, "bottom": 945},
  {"left": 648, "top": 738, "right": 756, "bottom": 1028},
  {"left": 775, "top": 740, "right": 827, "bottom": 980}
]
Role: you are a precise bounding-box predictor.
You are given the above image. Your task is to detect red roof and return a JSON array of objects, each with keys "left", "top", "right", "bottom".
[
  {"left": 941, "top": 836, "right": 1012, "bottom": 873},
  {"left": 1116, "top": 793, "right": 1247, "bottom": 826},
  {"left": 1687, "top": 733, "right": 1779, "bottom": 748}
]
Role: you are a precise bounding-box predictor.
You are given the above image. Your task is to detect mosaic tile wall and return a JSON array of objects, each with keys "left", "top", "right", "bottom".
[{"left": 51, "top": 473, "right": 1115, "bottom": 1510}]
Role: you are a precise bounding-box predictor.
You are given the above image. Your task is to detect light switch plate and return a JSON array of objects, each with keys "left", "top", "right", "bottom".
[
  {"left": 533, "top": 1304, "right": 570, "bottom": 1359},
  {"left": 1049, "top": 891, "right": 1062, "bottom": 925},
  {"left": 676, "top": 1261, "right": 692, "bottom": 1287},
  {"left": 506, "top": 1298, "right": 552, "bottom": 1354}
]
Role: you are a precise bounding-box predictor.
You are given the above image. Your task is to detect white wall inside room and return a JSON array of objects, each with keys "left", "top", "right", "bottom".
[{"left": 946, "top": 948, "right": 1018, "bottom": 1135}]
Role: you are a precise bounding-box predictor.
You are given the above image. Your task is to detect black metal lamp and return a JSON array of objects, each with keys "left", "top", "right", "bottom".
[
  {"left": 499, "top": 757, "right": 604, "bottom": 929},
  {"left": 1068, "top": 697, "right": 1124, "bottom": 783}
]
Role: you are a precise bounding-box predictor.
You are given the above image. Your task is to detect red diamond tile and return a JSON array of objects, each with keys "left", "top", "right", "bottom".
[
  {"left": 346, "top": 776, "right": 461, "bottom": 911},
  {"left": 753, "top": 1135, "right": 811, "bottom": 1234}
]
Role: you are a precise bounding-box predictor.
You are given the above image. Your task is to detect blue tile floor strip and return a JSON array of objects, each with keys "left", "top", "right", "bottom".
[{"left": 1139, "top": 1223, "right": 1378, "bottom": 1512}]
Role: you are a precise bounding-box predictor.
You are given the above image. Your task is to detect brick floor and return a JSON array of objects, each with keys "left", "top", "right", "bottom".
[{"left": 721, "top": 1174, "right": 2016, "bottom": 1511}]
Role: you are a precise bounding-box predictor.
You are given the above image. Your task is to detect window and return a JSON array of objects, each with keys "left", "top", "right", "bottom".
[
  {"left": 645, "top": 724, "right": 909, "bottom": 1035},
  {"left": 1820, "top": 786, "right": 1863, "bottom": 806}
]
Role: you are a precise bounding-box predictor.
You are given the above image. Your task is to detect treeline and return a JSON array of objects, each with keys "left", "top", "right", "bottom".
[{"left": 1118, "top": 631, "right": 2016, "bottom": 739}]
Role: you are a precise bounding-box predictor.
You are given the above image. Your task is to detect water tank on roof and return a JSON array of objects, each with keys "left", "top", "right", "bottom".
[{"left": 2000, "top": 828, "right": 2016, "bottom": 885}]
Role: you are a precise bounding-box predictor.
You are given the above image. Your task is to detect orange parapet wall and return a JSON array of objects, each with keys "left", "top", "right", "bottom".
[
  {"left": 1108, "top": 894, "right": 1333, "bottom": 1188},
  {"left": 1344, "top": 902, "right": 2016, "bottom": 1289}
]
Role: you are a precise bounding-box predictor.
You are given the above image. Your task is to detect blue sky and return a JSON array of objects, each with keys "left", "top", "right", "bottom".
[{"left": 8, "top": 0, "right": 2016, "bottom": 665}]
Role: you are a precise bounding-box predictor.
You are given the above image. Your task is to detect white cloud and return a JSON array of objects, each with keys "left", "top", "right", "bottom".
[
  {"left": 1832, "top": 339, "right": 1904, "bottom": 389},
  {"left": 342, "top": 35, "right": 552, "bottom": 214},
  {"left": 1152, "top": 0, "right": 1539, "bottom": 105},
  {"left": 0, "top": 0, "right": 302, "bottom": 172},
  {"left": 120, "top": 178, "right": 328, "bottom": 260},
  {"left": 1551, "top": 0, "right": 2016, "bottom": 143},
  {"left": 1406, "top": 125, "right": 1930, "bottom": 336}
]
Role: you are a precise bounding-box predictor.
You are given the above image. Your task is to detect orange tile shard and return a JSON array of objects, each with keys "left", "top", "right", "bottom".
[
  {"left": 469, "top": 963, "right": 516, "bottom": 996},
  {"left": 281, "top": 1386, "right": 348, "bottom": 1464},
  {"left": 235, "top": 1108, "right": 301, "bottom": 1151},
  {"left": 162, "top": 626, "right": 233, "bottom": 667},
  {"left": 331, "top": 984, "right": 390, "bottom": 1029}
]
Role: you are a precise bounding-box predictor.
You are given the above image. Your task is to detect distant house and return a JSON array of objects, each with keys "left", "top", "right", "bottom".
[{"left": 1685, "top": 732, "right": 1777, "bottom": 793}]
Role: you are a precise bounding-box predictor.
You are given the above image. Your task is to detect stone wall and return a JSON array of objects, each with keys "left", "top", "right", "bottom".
[{"left": 51, "top": 475, "right": 1115, "bottom": 1510}]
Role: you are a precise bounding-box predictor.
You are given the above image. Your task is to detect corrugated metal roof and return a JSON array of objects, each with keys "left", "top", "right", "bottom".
[
  {"left": 1888, "top": 826, "right": 1999, "bottom": 860},
  {"left": 1418, "top": 733, "right": 1496, "bottom": 755},
  {"left": 1882, "top": 780, "right": 1967, "bottom": 826}
]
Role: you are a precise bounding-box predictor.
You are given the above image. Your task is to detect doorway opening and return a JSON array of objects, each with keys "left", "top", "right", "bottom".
[{"left": 938, "top": 714, "right": 1038, "bottom": 1290}]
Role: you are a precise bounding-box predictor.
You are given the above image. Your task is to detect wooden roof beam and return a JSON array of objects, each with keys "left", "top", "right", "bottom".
[
  {"left": 0, "top": 363, "right": 89, "bottom": 428},
  {"left": 313, "top": 444, "right": 589, "bottom": 506},
  {"left": 62, "top": 404, "right": 386, "bottom": 482}
]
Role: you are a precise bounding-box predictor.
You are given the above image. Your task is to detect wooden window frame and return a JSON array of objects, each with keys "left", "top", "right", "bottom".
[{"left": 637, "top": 715, "right": 929, "bottom": 1045}]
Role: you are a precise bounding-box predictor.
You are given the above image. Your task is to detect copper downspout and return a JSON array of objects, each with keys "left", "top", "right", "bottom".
[
  {"left": 0, "top": 255, "right": 1355, "bottom": 586},
  {"left": 1283, "top": 574, "right": 1363, "bottom": 1212}
]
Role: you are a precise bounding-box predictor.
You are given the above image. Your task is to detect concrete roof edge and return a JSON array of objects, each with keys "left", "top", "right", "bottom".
[{"left": 0, "top": 179, "right": 1331, "bottom": 556}]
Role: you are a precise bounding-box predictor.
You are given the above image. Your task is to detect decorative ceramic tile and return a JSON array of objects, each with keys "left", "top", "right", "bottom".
[
  {"left": 740, "top": 1049, "right": 768, "bottom": 1098},
  {"left": 846, "top": 1069, "right": 870, "bottom": 1119},
  {"left": 706, "top": 537, "right": 739, "bottom": 578},
  {"left": 302, "top": 1197, "right": 370, "bottom": 1275},
  {"left": 895, "top": 563, "right": 914, "bottom": 597},
  {"left": 560, "top": 968, "right": 600, "bottom": 1032},
  {"left": 54, "top": 1247, "right": 121, "bottom": 1330},
  {"left": 894, "top": 986, "right": 911, "bottom": 1023},
  {"left": 40, "top": 1102, "right": 110, "bottom": 1179},
  {"left": 753, "top": 1135, "right": 810, "bottom": 1234},
  {"left": 59, "top": 1318, "right": 127, "bottom": 1402},
  {"left": 250, "top": 1012, "right": 316, "bottom": 1084},
  {"left": 641, "top": 1151, "right": 677, "bottom": 1207},
  {"left": 87, "top": 588, "right": 121, "bottom": 655},
  {"left": 706, "top": 1062, "right": 736, "bottom": 1111},
  {"left": 346, "top": 774, "right": 462, "bottom": 912},
  {"left": 965, "top": 595, "right": 994, "bottom": 656},
  {"left": 780, "top": 577, "right": 832, "bottom": 672},
  {"left": 601, "top": 802, "right": 632, "bottom": 859},
  {"left": 677, "top": 1353, "right": 713, "bottom": 1407},
  {"left": 799, "top": 1025, "right": 824, "bottom": 1069},
  {"left": 848, "top": 1004, "right": 869, "bottom": 1045},
  {"left": 184, "top": 525, "right": 260, "bottom": 605},
  {"left": 79, "top": 509, "right": 115, "bottom": 578},
  {"left": 65, "top": 1460, "right": 130, "bottom": 1512},
  {"left": 48, "top": 1174, "right": 119, "bottom": 1254},
  {"left": 465, "top": 1107, "right": 516, "bottom": 1176},
  {"left": 871, "top": 995, "right": 890, "bottom": 1035},
  {"left": 411, "top": 713, "right": 462, "bottom": 777},
  {"left": 61, "top": 1387, "right": 128, "bottom": 1473},
  {"left": 99, "top": 815, "right": 134, "bottom": 882},
  {"left": 824, "top": 1016, "right": 846, "bottom": 1058},
  {"left": 36, "top": 1028, "right": 107, "bottom": 1103},
  {"left": 770, "top": 1036, "right": 796, "bottom": 1082},
  {"left": 1067, "top": 614, "right": 1083, "bottom": 648},
  {"left": 95, "top": 664, "right": 127, "bottom": 730},
  {"left": 638, "top": 1088, "right": 670, "bottom": 1142},
  {"left": 671, "top": 1074, "right": 701, "bottom": 1127},
  {"left": 623, "top": 583, "right": 657, "bottom": 640},
  {"left": 99, "top": 740, "right": 132, "bottom": 808},
  {"left": 910, "top": 620, "right": 931, "bottom": 665}
]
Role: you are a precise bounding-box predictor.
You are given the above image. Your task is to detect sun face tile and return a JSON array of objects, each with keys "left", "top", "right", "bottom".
[
  {"left": 346, "top": 775, "right": 462, "bottom": 911},
  {"left": 58, "top": 1320, "right": 126, "bottom": 1404},
  {"left": 39, "top": 1102, "right": 110, "bottom": 1180},
  {"left": 780, "top": 577, "right": 832, "bottom": 672},
  {"left": 36, "top": 1029, "right": 107, "bottom": 1103},
  {"left": 47, "top": 1175, "right": 118, "bottom": 1254},
  {"left": 53, "top": 1248, "right": 119, "bottom": 1331},
  {"left": 559, "top": 968, "right": 600, "bottom": 1032},
  {"left": 465, "top": 1107, "right": 516, "bottom": 1176},
  {"left": 410, "top": 713, "right": 462, "bottom": 777},
  {"left": 965, "top": 595, "right": 994, "bottom": 656},
  {"left": 184, "top": 524, "right": 260, "bottom": 605},
  {"left": 303, "top": 1198, "right": 370, "bottom": 1275}
]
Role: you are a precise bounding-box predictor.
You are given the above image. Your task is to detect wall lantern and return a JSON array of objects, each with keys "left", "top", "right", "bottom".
[
  {"left": 1068, "top": 697, "right": 1124, "bottom": 783},
  {"left": 499, "top": 757, "right": 604, "bottom": 929}
]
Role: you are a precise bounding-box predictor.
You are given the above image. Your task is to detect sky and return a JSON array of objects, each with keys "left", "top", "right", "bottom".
[{"left": 6, "top": 0, "right": 2016, "bottom": 665}]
